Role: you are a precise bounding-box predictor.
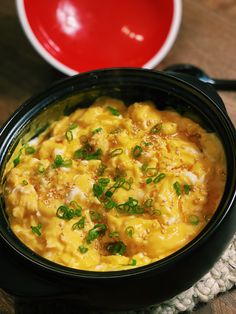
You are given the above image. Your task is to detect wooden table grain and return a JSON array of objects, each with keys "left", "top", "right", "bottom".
[{"left": 0, "top": 0, "right": 236, "bottom": 313}]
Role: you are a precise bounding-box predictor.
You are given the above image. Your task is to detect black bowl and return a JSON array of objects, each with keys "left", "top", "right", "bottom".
[{"left": 0, "top": 68, "right": 235, "bottom": 311}]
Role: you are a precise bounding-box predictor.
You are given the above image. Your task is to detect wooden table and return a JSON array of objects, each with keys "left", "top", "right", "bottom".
[{"left": 0, "top": 0, "right": 235, "bottom": 313}]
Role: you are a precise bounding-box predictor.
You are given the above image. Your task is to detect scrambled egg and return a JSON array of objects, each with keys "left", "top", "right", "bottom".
[{"left": 3, "top": 97, "right": 226, "bottom": 271}]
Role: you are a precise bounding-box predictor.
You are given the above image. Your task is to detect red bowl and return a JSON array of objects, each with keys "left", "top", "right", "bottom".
[{"left": 16, "top": 0, "right": 182, "bottom": 75}]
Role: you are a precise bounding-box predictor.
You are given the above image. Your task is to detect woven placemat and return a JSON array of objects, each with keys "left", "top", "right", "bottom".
[{"left": 97, "top": 235, "right": 236, "bottom": 314}]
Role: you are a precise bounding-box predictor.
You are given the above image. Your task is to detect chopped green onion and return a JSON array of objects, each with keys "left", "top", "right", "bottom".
[
  {"left": 69, "top": 201, "right": 82, "bottom": 216},
  {"left": 62, "top": 159, "right": 72, "bottom": 167},
  {"left": 56, "top": 205, "right": 74, "bottom": 220},
  {"left": 74, "top": 148, "right": 84, "bottom": 159},
  {"left": 69, "top": 123, "right": 78, "bottom": 130},
  {"left": 98, "top": 178, "right": 110, "bottom": 186},
  {"left": 144, "top": 199, "right": 153, "bottom": 207},
  {"left": 125, "top": 226, "right": 134, "bottom": 238},
  {"left": 107, "top": 106, "right": 120, "bottom": 116},
  {"left": 142, "top": 141, "right": 153, "bottom": 146},
  {"left": 13, "top": 156, "right": 20, "bottom": 167},
  {"left": 113, "top": 177, "right": 126, "bottom": 188},
  {"left": 106, "top": 241, "right": 127, "bottom": 255},
  {"left": 145, "top": 168, "right": 158, "bottom": 177},
  {"left": 173, "top": 181, "right": 181, "bottom": 196},
  {"left": 86, "top": 224, "right": 107, "bottom": 243},
  {"left": 184, "top": 184, "right": 191, "bottom": 195},
  {"left": 133, "top": 145, "right": 142, "bottom": 158},
  {"left": 72, "top": 217, "right": 85, "bottom": 230},
  {"left": 25, "top": 146, "right": 36, "bottom": 155},
  {"left": 116, "top": 197, "right": 144, "bottom": 215},
  {"left": 52, "top": 155, "right": 63, "bottom": 168},
  {"left": 65, "top": 130, "right": 73, "bottom": 142},
  {"left": 152, "top": 209, "right": 162, "bottom": 216},
  {"left": 56, "top": 203, "right": 81, "bottom": 221},
  {"left": 97, "top": 163, "right": 107, "bottom": 176},
  {"left": 104, "top": 177, "right": 132, "bottom": 199},
  {"left": 13, "top": 149, "right": 23, "bottom": 167},
  {"left": 31, "top": 224, "right": 42, "bottom": 236},
  {"left": 141, "top": 162, "right": 148, "bottom": 172},
  {"left": 129, "top": 258, "right": 137, "bottom": 266},
  {"left": 153, "top": 173, "right": 166, "bottom": 184},
  {"left": 78, "top": 245, "right": 88, "bottom": 254},
  {"left": 109, "top": 231, "right": 119, "bottom": 238},
  {"left": 93, "top": 178, "right": 110, "bottom": 199},
  {"left": 122, "top": 180, "right": 132, "bottom": 191},
  {"left": 52, "top": 154, "right": 72, "bottom": 168},
  {"left": 74, "top": 147, "right": 102, "bottom": 160},
  {"left": 102, "top": 197, "right": 117, "bottom": 210},
  {"left": 189, "top": 214, "right": 199, "bottom": 225},
  {"left": 146, "top": 178, "right": 152, "bottom": 184},
  {"left": 89, "top": 210, "right": 102, "bottom": 222},
  {"left": 105, "top": 190, "right": 113, "bottom": 198},
  {"left": 92, "top": 127, "right": 103, "bottom": 135},
  {"left": 151, "top": 123, "right": 162, "bottom": 134},
  {"left": 22, "top": 180, "right": 28, "bottom": 186},
  {"left": 38, "top": 164, "right": 45, "bottom": 173},
  {"left": 93, "top": 184, "right": 103, "bottom": 198},
  {"left": 110, "top": 148, "right": 123, "bottom": 157}
]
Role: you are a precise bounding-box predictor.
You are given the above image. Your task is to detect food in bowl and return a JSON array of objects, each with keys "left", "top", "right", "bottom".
[{"left": 3, "top": 97, "right": 226, "bottom": 271}]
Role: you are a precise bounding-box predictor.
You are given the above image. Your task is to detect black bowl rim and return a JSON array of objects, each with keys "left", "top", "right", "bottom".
[{"left": 0, "top": 67, "right": 235, "bottom": 280}]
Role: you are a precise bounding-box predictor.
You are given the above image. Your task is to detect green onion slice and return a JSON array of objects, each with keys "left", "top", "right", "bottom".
[
  {"left": 110, "top": 148, "right": 123, "bottom": 157},
  {"left": 152, "top": 209, "right": 162, "bottom": 216},
  {"left": 38, "top": 164, "right": 45, "bottom": 173},
  {"left": 173, "top": 181, "right": 181, "bottom": 196},
  {"left": 69, "top": 123, "right": 78, "bottom": 130},
  {"left": 144, "top": 199, "right": 153, "bottom": 207},
  {"left": 31, "top": 224, "right": 42, "bottom": 236},
  {"left": 151, "top": 123, "right": 162, "bottom": 134},
  {"left": 146, "top": 178, "right": 152, "bottom": 184},
  {"left": 184, "top": 184, "right": 191, "bottom": 195},
  {"left": 106, "top": 241, "right": 126, "bottom": 255},
  {"left": 125, "top": 226, "right": 134, "bottom": 238},
  {"left": 129, "top": 258, "right": 137, "bottom": 266},
  {"left": 25, "top": 146, "right": 36, "bottom": 155},
  {"left": 142, "top": 141, "right": 153, "bottom": 147},
  {"left": 189, "top": 214, "right": 199, "bottom": 225},
  {"left": 74, "top": 147, "right": 102, "bottom": 160},
  {"left": 52, "top": 155, "right": 63, "bottom": 168},
  {"left": 86, "top": 224, "right": 107, "bottom": 243},
  {"left": 92, "top": 127, "right": 103, "bottom": 135},
  {"left": 78, "top": 245, "right": 88, "bottom": 254},
  {"left": 89, "top": 210, "right": 102, "bottom": 222},
  {"left": 107, "top": 106, "right": 120, "bottom": 116},
  {"left": 65, "top": 130, "right": 73, "bottom": 142},
  {"left": 72, "top": 217, "right": 85, "bottom": 230},
  {"left": 56, "top": 205, "right": 74, "bottom": 220},
  {"left": 153, "top": 173, "right": 166, "bottom": 184},
  {"left": 13, "top": 149, "right": 23, "bottom": 167},
  {"left": 145, "top": 168, "right": 158, "bottom": 177},
  {"left": 109, "top": 231, "right": 119, "bottom": 238},
  {"left": 97, "top": 163, "right": 107, "bottom": 176},
  {"left": 133, "top": 145, "right": 142, "bottom": 158},
  {"left": 141, "top": 162, "right": 148, "bottom": 172}
]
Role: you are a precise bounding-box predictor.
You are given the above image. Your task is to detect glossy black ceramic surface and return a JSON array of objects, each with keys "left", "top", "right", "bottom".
[{"left": 0, "top": 68, "right": 235, "bottom": 311}]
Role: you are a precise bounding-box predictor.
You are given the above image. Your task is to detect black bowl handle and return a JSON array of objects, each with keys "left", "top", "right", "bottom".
[{"left": 164, "top": 71, "right": 227, "bottom": 112}]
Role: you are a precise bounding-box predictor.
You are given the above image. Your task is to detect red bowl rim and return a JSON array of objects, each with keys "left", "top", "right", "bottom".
[{"left": 16, "top": 0, "right": 182, "bottom": 75}]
